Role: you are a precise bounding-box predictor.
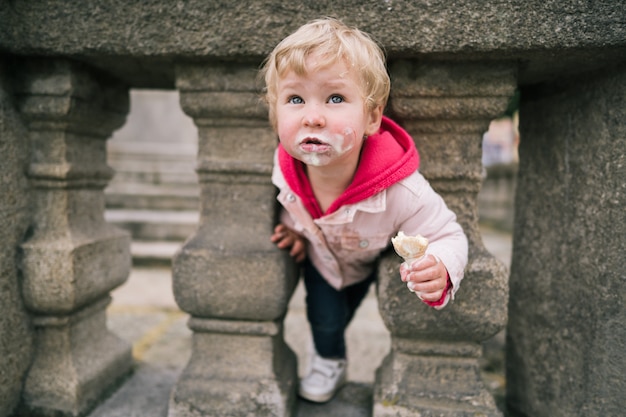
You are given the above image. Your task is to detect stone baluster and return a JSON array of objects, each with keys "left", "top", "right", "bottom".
[
  {"left": 373, "top": 61, "right": 517, "bottom": 416},
  {"left": 15, "top": 59, "right": 133, "bottom": 416},
  {"left": 168, "top": 63, "right": 298, "bottom": 417}
]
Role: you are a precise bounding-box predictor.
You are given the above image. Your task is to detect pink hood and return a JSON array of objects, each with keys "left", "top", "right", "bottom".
[{"left": 278, "top": 116, "right": 420, "bottom": 219}]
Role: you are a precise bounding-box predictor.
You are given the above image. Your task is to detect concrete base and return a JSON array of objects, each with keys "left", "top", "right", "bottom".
[
  {"left": 168, "top": 318, "right": 298, "bottom": 417},
  {"left": 21, "top": 298, "right": 133, "bottom": 417},
  {"left": 374, "top": 345, "right": 501, "bottom": 417}
]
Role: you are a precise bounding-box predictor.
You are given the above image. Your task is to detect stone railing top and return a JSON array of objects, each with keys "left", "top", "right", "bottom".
[{"left": 2, "top": 0, "right": 625, "bottom": 88}]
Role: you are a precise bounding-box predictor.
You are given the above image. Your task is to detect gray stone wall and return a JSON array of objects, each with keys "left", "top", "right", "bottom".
[
  {"left": 507, "top": 64, "right": 626, "bottom": 417},
  {"left": 0, "top": 61, "right": 34, "bottom": 417}
]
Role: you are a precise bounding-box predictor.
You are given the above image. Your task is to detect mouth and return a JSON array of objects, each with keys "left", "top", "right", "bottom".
[
  {"left": 299, "top": 137, "right": 331, "bottom": 154},
  {"left": 301, "top": 137, "right": 326, "bottom": 146}
]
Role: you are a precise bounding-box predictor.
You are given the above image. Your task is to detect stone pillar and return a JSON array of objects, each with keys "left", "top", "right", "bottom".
[
  {"left": 373, "top": 61, "right": 516, "bottom": 416},
  {"left": 168, "top": 63, "right": 298, "bottom": 417},
  {"left": 15, "top": 59, "right": 133, "bottom": 417},
  {"left": 0, "top": 61, "right": 34, "bottom": 417},
  {"left": 506, "top": 67, "right": 625, "bottom": 417}
]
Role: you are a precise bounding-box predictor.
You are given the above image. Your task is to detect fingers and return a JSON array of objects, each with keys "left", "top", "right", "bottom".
[
  {"left": 406, "top": 279, "right": 445, "bottom": 301},
  {"left": 400, "top": 254, "right": 441, "bottom": 282},
  {"left": 399, "top": 262, "right": 410, "bottom": 281},
  {"left": 275, "top": 234, "right": 295, "bottom": 249},
  {"left": 290, "top": 238, "right": 306, "bottom": 262},
  {"left": 271, "top": 224, "right": 294, "bottom": 248},
  {"left": 270, "top": 224, "right": 288, "bottom": 243},
  {"left": 270, "top": 224, "right": 306, "bottom": 262},
  {"left": 401, "top": 254, "right": 447, "bottom": 301}
]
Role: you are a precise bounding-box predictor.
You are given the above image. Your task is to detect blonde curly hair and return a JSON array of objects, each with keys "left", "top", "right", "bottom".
[{"left": 260, "top": 18, "right": 390, "bottom": 130}]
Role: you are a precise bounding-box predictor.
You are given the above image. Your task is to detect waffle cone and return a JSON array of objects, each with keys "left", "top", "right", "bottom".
[{"left": 391, "top": 231, "right": 429, "bottom": 262}]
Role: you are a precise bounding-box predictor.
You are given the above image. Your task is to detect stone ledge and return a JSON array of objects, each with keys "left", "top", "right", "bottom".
[{"left": 3, "top": 1, "right": 624, "bottom": 87}]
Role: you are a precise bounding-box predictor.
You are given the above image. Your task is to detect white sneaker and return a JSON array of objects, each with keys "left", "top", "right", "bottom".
[{"left": 298, "top": 354, "right": 347, "bottom": 403}]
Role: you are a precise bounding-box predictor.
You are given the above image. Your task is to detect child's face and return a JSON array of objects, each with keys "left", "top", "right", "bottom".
[{"left": 275, "top": 54, "right": 382, "bottom": 168}]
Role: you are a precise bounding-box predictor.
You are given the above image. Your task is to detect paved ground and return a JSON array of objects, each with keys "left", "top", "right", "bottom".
[{"left": 93, "top": 225, "right": 512, "bottom": 416}]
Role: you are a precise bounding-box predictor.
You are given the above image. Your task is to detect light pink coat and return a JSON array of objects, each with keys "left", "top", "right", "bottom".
[{"left": 272, "top": 161, "right": 468, "bottom": 307}]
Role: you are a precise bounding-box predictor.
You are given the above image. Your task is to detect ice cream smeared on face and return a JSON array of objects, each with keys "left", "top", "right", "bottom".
[
  {"left": 295, "top": 128, "right": 357, "bottom": 166},
  {"left": 342, "top": 127, "right": 356, "bottom": 145}
]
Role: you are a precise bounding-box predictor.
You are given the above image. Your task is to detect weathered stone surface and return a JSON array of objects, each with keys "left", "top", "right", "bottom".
[
  {"left": 1, "top": 1, "right": 624, "bottom": 87},
  {"left": 17, "top": 59, "right": 132, "bottom": 315},
  {"left": 0, "top": 61, "right": 35, "bottom": 417},
  {"left": 21, "top": 298, "right": 132, "bottom": 417},
  {"left": 173, "top": 232, "right": 296, "bottom": 320},
  {"left": 507, "top": 64, "right": 626, "bottom": 417},
  {"left": 378, "top": 249, "right": 508, "bottom": 342},
  {"left": 390, "top": 60, "right": 517, "bottom": 185},
  {"left": 21, "top": 236, "right": 130, "bottom": 314},
  {"left": 374, "top": 348, "right": 499, "bottom": 417},
  {"left": 373, "top": 61, "right": 512, "bottom": 416},
  {"left": 168, "top": 318, "right": 297, "bottom": 417},
  {"left": 170, "top": 63, "right": 298, "bottom": 416},
  {"left": 374, "top": 250, "right": 506, "bottom": 417},
  {"left": 173, "top": 63, "right": 292, "bottom": 320},
  {"left": 14, "top": 58, "right": 134, "bottom": 417}
]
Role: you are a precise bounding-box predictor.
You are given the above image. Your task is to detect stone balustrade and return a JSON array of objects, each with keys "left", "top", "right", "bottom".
[
  {"left": 162, "top": 59, "right": 514, "bottom": 417},
  {"left": 1, "top": 3, "right": 624, "bottom": 417}
]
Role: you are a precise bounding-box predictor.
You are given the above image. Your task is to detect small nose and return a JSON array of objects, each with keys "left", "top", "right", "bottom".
[{"left": 303, "top": 105, "right": 325, "bottom": 127}]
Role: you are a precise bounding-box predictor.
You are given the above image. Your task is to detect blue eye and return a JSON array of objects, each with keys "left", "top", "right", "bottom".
[
  {"left": 329, "top": 95, "right": 344, "bottom": 104},
  {"left": 288, "top": 96, "right": 304, "bottom": 104}
]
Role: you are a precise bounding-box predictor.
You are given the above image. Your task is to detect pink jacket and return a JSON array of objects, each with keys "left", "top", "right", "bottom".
[{"left": 272, "top": 117, "right": 468, "bottom": 307}]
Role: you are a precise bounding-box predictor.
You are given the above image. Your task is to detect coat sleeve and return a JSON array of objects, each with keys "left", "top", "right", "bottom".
[{"left": 394, "top": 172, "right": 469, "bottom": 307}]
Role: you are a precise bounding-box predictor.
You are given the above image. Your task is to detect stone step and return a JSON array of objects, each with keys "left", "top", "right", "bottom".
[
  {"left": 108, "top": 140, "right": 197, "bottom": 156},
  {"left": 109, "top": 168, "right": 198, "bottom": 187},
  {"left": 108, "top": 142, "right": 197, "bottom": 182},
  {"left": 108, "top": 155, "right": 197, "bottom": 183},
  {"left": 106, "top": 192, "right": 199, "bottom": 211},
  {"left": 105, "top": 209, "right": 198, "bottom": 242},
  {"left": 105, "top": 183, "right": 199, "bottom": 211},
  {"left": 129, "top": 240, "right": 182, "bottom": 266},
  {"left": 107, "top": 154, "right": 196, "bottom": 182},
  {"left": 108, "top": 140, "right": 195, "bottom": 166}
]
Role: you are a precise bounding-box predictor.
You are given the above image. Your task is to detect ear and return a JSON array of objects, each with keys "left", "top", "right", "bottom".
[{"left": 365, "top": 105, "right": 384, "bottom": 136}]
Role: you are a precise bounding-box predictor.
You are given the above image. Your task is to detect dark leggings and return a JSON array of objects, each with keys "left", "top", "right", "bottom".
[{"left": 303, "top": 259, "right": 376, "bottom": 359}]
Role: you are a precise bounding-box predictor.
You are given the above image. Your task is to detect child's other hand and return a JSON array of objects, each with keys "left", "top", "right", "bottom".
[
  {"left": 270, "top": 223, "right": 306, "bottom": 263},
  {"left": 399, "top": 255, "right": 448, "bottom": 302}
]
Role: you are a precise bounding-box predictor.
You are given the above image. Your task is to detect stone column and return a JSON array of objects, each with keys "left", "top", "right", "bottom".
[
  {"left": 373, "top": 61, "right": 516, "bottom": 416},
  {"left": 168, "top": 63, "right": 298, "bottom": 417},
  {"left": 506, "top": 67, "right": 625, "bottom": 417},
  {"left": 16, "top": 59, "right": 133, "bottom": 417}
]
